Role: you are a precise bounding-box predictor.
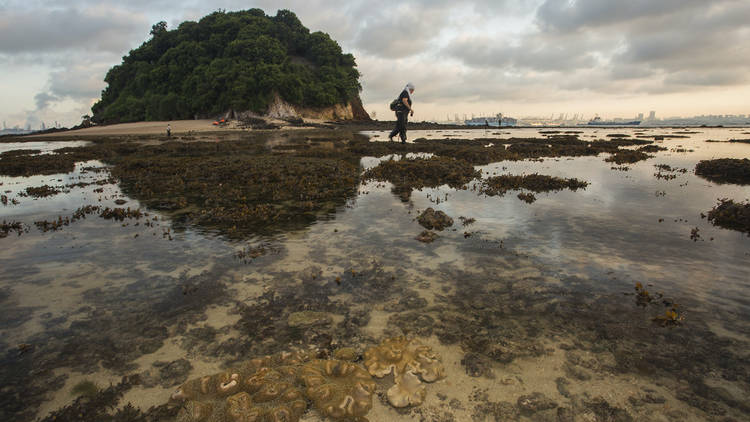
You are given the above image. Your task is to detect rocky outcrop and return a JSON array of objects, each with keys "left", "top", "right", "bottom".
[{"left": 234, "top": 93, "right": 370, "bottom": 122}]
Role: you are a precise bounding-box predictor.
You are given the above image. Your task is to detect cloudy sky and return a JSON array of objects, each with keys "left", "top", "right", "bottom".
[{"left": 1, "top": 0, "right": 749, "bottom": 128}]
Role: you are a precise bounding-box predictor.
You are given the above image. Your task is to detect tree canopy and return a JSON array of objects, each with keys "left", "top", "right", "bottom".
[{"left": 91, "top": 9, "right": 361, "bottom": 123}]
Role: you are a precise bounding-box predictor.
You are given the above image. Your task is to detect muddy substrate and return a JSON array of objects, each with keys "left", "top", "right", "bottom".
[{"left": 695, "top": 158, "right": 750, "bottom": 185}]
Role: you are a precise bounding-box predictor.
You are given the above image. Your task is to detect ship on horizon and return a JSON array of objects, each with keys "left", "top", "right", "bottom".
[{"left": 584, "top": 116, "right": 641, "bottom": 126}]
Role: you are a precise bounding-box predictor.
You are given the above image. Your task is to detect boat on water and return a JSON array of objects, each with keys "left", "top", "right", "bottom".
[
  {"left": 465, "top": 115, "right": 518, "bottom": 127},
  {"left": 585, "top": 116, "right": 641, "bottom": 126}
]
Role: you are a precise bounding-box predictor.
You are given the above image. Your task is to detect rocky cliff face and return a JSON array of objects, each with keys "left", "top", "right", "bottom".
[{"left": 263, "top": 94, "right": 371, "bottom": 121}]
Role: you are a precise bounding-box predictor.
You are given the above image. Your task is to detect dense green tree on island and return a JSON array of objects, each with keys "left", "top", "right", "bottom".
[{"left": 91, "top": 9, "right": 362, "bottom": 123}]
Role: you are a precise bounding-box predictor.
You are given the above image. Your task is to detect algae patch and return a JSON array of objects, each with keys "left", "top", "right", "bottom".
[
  {"left": 479, "top": 174, "right": 589, "bottom": 197},
  {"left": 704, "top": 199, "right": 750, "bottom": 235},
  {"left": 695, "top": 158, "right": 750, "bottom": 185}
]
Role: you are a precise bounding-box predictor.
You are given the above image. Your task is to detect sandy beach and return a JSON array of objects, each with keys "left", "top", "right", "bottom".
[{"left": 27, "top": 120, "right": 241, "bottom": 137}]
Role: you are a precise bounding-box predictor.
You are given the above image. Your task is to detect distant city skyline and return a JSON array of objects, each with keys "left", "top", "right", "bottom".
[{"left": 1, "top": 0, "right": 749, "bottom": 127}]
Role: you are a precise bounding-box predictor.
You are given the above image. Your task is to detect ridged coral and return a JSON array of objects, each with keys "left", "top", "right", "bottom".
[
  {"left": 299, "top": 359, "right": 375, "bottom": 420},
  {"left": 363, "top": 337, "right": 446, "bottom": 382},
  {"left": 387, "top": 370, "right": 426, "bottom": 408},
  {"left": 171, "top": 349, "right": 316, "bottom": 422}
]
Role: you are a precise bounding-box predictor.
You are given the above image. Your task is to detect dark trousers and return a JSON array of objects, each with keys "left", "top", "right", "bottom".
[{"left": 389, "top": 111, "right": 408, "bottom": 142}]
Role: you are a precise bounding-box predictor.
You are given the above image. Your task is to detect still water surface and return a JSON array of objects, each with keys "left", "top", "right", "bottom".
[{"left": 1, "top": 128, "right": 748, "bottom": 421}]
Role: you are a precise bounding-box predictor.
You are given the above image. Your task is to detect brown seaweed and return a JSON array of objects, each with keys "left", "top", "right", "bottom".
[
  {"left": 704, "top": 199, "right": 750, "bottom": 235},
  {"left": 479, "top": 174, "right": 589, "bottom": 197},
  {"left": 695, "top": 159, "right": 750, "bottom": 185}
]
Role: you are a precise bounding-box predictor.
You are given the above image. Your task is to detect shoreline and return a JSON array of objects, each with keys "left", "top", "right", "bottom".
[{"left": 16, "top": 118, "right": 747, "bottom": 139}]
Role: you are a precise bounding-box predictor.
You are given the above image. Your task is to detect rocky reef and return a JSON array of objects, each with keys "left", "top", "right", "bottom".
[
  {"left": 416, "top": 208, "right": 454, "bottom": 231},
  {"left": 0, "top": 220, "right": 27, "bottom": 238},
  {"left": 168, "top": 338, "right": 444, "bottom": 421},
  {"left": 362, "top": 157, "right": 480, "bottom": 201},
  {"left": 604, "top": 150, "right": 653, "bottom": 165},
  {"left": 479, "top": 174, "right": 589, "bottom": 197},
  {"left": 21, "top": 185, "right": 61, "bottom": 198},
  {"left": 364, "top": 337, "right": 446, "bottom": 408},
  {"left": 300, "top": 359, "right": 375, "bottom": 420},
  {"left": 695, "top": 158, "right": 750, "bottom": 185},
  {"left": 704, "top": 199, "right": 750, "bottom": 235},
  {"left": 415, "top": 230, "right": 439, "bottom": 243},
  {"left": 170, "top": 349, "right": 316, "bottom": 422},
  {"left": 0, "top": 151, "right": 79, "bottom": 176}
]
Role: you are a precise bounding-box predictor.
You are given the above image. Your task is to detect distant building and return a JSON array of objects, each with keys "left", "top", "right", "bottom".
[
  {"left": 637, "top": 113, "right": 644, "bottom": 121},
  {"left": 648, "top": 111, "right": 656, "bottom": 121}
]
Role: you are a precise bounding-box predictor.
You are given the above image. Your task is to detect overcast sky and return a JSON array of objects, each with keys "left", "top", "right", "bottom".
[{"left": 1, "top": 0, "right": 749, "bottom": 128}]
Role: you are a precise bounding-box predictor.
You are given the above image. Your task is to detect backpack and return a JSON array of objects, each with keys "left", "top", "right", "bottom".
[{"left": 389, "top": 98, "right": 401, "bottom": 111}]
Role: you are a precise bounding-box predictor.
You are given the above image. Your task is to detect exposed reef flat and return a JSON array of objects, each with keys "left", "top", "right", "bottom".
[
  {"left": 695, "top": 158, "right": 750, "bottom": 185},
  {"left": 2, "top": 127, "right": 749, "bottom": 422},
  {"left": 705, "top": 199, "right": 750, "bottom": 235},
  {"left": 479, "top": 174, "right": 589, "bottom": 197}
]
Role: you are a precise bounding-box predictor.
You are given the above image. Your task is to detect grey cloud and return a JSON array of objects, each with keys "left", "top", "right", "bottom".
[
  {"left": 606, "top": 2, "right": 750, "bottom": 91},
  {"left": 443, "top": 32, "right": 601, "bottom": 72},
  {"left": 535, "top": 0, "right": 706, "bottom": 32},
  {"left": 360, "top": 56, "right": 552, "bottom": 107},
  {"left": 665, "top": 70, "right": 749, "bottom": 87},
  {"left": 352, "top": 5, "right": 453, "bottom": 59},
  {"left": 610, "top": 64, "right": 656, "bottom": 81},
  {"left": 34, "top": 92, "right": 58, "bottom": 109},
  {"left": 3, "top": 0, "right": 750, "bottom": 125},
  {"left": 47, "top": 60, "right": 109, "bottom": 100},
  {"left": 0, "top": 7, "right": 148, "bottom": 54},
  {"left": 613, "top": 6, "right": 750, "bottom": 69}
]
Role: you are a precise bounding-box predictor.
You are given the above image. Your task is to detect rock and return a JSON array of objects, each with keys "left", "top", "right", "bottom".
[
  {"left": 416, "top": 230, "right": 439, "bottom": 243},
  {"left": 157, "top": 358, "right": 192, "bottom": 388},
  {"left": 628, "top": 392, "right": 666, "bottom": 407},
  {"left": 287, "top": 311, "right": 332, "bottom": 329},
  {"left": 333, "top": 347, "right": 357, "bottom": 361},
  {"left": 563, "top": 362, "right": 591, "bottom": 381},
  {"left": 461, "top": 352, "right": 494, "bottom": 378},
  {"left": 556, "top": 406, "right": 574, "bottom": 422},
  {"left": 417, "top": 208, "right": 454, "bottom": 231},
  {"left": 555, "top": 377, "right": 571, "bottom": 398},
  {"left": 388, "top": 312, "right": 434, "bottom": 337},
  {"left": 473, "top": 400, "right": 519, "bottom": 421},
  {"left": 517, "top": 392, "right": 558, "bottom": 414},
  {"left": 583, "top": 397, "right": 634, "bottom": 422}
]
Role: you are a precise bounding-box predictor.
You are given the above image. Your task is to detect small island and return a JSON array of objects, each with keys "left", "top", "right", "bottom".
[{"left": 91, "top": 9, "right": 369, "bottom": 124}]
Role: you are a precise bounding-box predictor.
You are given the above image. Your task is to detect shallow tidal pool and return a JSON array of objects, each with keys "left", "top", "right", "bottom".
[{"left": 1, "top": 127, "right": 749, "bottom": 421}]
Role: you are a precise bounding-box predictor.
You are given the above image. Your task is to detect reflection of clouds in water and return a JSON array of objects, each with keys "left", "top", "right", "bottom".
[
  {"left": 0, "top": 159, "right": 127, "bottom": 220},
  {"left": 0, "top": 141, "right": 90, "bottom": 154},
  {"left": 1, "top": 128, "right": 749, "bottom": 420},
  {"left": 358, "top": 132, "right": 750, "bottom": 315}
]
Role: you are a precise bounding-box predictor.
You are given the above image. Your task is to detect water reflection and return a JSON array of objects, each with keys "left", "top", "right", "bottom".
[{"left": 1, "top": 128, "right": 749, "bottom": 421}]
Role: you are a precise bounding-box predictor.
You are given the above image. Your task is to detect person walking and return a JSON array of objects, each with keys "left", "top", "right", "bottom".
[
  {"left": 389, "top": 83, "right": 415, "bottom": 143},
  {"left": 166, "top": 123, "right": 171, "bottom": 138}
]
